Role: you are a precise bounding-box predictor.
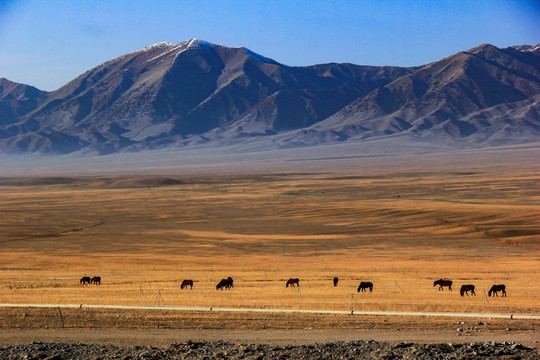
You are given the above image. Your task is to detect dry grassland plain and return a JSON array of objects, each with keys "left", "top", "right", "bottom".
[{"left": 0, "top": 148, "right": 539, "bottom": 344}]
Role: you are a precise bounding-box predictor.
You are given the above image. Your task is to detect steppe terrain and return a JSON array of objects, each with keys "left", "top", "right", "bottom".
[{"left": 0, "top": 147, "right": 539, "bottom": 351}]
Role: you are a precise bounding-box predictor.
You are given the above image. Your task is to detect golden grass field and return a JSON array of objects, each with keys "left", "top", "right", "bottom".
[{"left": 1, "top": 149, "right": 539, "bottom": 323}]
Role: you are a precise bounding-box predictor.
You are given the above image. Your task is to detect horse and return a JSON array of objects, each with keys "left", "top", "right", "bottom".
[
  {"left": 333, "top": 277, "right": 339, "bottom": 287},
  {"left": 216, "top": 277, "right": 233, "bottom": 290},
  {"left": 488, "top": 284, "right": 506, "bottom": 297},
  {"left": 433, "top": 279, "right": 453, "bottom": 291},
  {"left": 181, "top": 279, "right": 194, "bottom": 289},
  {"left": 286, "top": 278, "right": 299, "bottom": 287},
  {"left": 80, "top": 276, "right": 91, "bottom": 285},
  {"left": 91, "top": 276, "right": 101, "bottom": 285},
  {"left": 357, "top": 281, "right": 373, "bottom": 293},
  {"left": 460, "top": 284, "right": 475, "bottom": 296}
]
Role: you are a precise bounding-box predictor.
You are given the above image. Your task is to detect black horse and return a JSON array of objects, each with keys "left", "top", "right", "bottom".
[
  {"left": 433, "top": 279, "right": 453, "bottom": 291},
  {"left": 488, "top": 284, "right": 507, "bottom": 297},
  {"left": 333, "top": 277, "right": 339, "bottom": 287},
  {"left": 286, "top": 278, "right": 299, "bottom": 287},
  {"left": 357, "top": 281, "right": 373, "bottom": 293},
  {"left": 460, "top": 284, "right": 475, "bottom": 296},
  {"left": 216, "top": 277, "right": 234, "bottom": 290},
  {"left": 181, "top": 279, "right": 194, "bottom": 289},
  {"left": 90, "top": 276, "right": 101, "bottom": 285},
  {"left": 80, "top": 276, "right": 91, "bottom": 285}
]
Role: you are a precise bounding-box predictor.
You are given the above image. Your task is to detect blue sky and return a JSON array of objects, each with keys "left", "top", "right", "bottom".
[{"left": 1, "top": 0, "right": 538, "bottom": 91}]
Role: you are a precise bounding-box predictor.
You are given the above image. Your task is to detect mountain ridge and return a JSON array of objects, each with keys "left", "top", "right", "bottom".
[{"left": 1, "top": 39, "right": 539, "bottom": 155}]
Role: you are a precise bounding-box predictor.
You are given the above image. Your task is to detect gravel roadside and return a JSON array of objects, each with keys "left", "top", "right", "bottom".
[{"left": 1, "top": 340, "right": 538, "bottom": 360}]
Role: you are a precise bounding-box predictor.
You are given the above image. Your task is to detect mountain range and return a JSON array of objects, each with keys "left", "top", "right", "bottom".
[{"left": 1, "top": 39, "right": 539, "bottom": 155}]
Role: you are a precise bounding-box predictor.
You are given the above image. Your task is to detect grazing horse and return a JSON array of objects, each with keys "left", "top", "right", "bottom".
[
  {"left": 80, "top": 276, "right": 91, "bottom": 285},
  {"left": 333, "top": 277, "right": 339, "bottom": 287},
  {"left": 433, "top": 279, "right": 453, "bottom": 291},
  {"left": 91, "top": 276, "right": 101, "bottom": 285},
  {"left": 357, "top": 281, "right": 373, "bottom": 293},
  {"left": 460, "top": 284, "right": 475, "bottom": 296},
  {"left": 181, "top": 279, "right": 194, "bottom": 289},
  {"left": 488, "top": 284, "right": 507, "bottom": 297},
  {"left": 216, "top": 277, "right": 234, "bottom": 290},
  {"left": 286, "top": 278, "right": 300, "bottom": 287}
]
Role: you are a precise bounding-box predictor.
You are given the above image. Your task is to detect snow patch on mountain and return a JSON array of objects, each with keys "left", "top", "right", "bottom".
[
  {"left": 136, "top": 42, "right": 175, "bottom": 53},
  {"left": 528, "top": 43, "right": 540, "bottom": 52},
  {"left": 186, "top": 38, "right": 211, "bottom": 49},
  {"left": 168, "top": 39, "right": 214, "bottom": 70},
  {"left": 145, "top": 44, "right": 183, "bottom": 64}
]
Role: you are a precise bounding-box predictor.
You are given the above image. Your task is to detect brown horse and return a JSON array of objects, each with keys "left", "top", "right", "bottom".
[
  {"left": 357, "top": 281, "right": 373, "bottom": 293},
  {"left": 91, "top": 276, "right": 101, "bottom": 285},
  {"left": 333, "top": 277, "right": 339, "bottom": 287},
  {"left": 80, "top": 276, "right": 91, "bottom": 285},
  {"left": 286, "top": 278, "right": 299, "bottom": 287},
  {"left": 181, "top": 279, "right": 194, "bottom": 289},
  {"left": 460, "top": 284, "right": 475, "bottom": 296},
  {"left": 216, "top": 277, "right": 233, "bottom": 290},
  {"left": 433, "top": 279, "right": 453, "bottom": 291},
  {"left": 488, "top": 284, "right": 506, "bottom": 297}
]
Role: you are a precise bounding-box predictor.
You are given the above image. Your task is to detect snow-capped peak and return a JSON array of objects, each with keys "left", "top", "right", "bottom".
[
  {"left": 136, "top": 42, "right": 175, "bottom": 53},
  {"left": 184, "top": 38, "right": 212, "bottom": 49}
]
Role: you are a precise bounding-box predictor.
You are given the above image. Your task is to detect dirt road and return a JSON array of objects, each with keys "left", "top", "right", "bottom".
[
  {"left": 1, "top": 303, "right": 538, "bottom": 320},
  {"left": 1, "top": 305, "right": 538, "bottom": 347}
]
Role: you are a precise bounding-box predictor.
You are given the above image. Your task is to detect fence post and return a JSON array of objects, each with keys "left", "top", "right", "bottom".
[{"left": 57, "top": 306, "right": 65, "bottom": 328}]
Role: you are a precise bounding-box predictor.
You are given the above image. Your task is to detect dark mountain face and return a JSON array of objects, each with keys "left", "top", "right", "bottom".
[
  {"left": 0, "top": 78, "right": 47, "bottom": 126},
  {"left": 1, "top": 40, "right": 539, "bottom": 155}
]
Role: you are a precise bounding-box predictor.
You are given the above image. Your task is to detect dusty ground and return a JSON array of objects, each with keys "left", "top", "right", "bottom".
[
  {"left": 0, "top": 307, "right": 538, "bottom": 347},
  {"left": 0, "top": 148, "right": 539, "bottom": 353}
]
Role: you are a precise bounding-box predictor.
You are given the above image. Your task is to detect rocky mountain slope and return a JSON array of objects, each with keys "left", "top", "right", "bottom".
[{"left": 1, "top": 40, "right": 539, "bottom": 155}]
